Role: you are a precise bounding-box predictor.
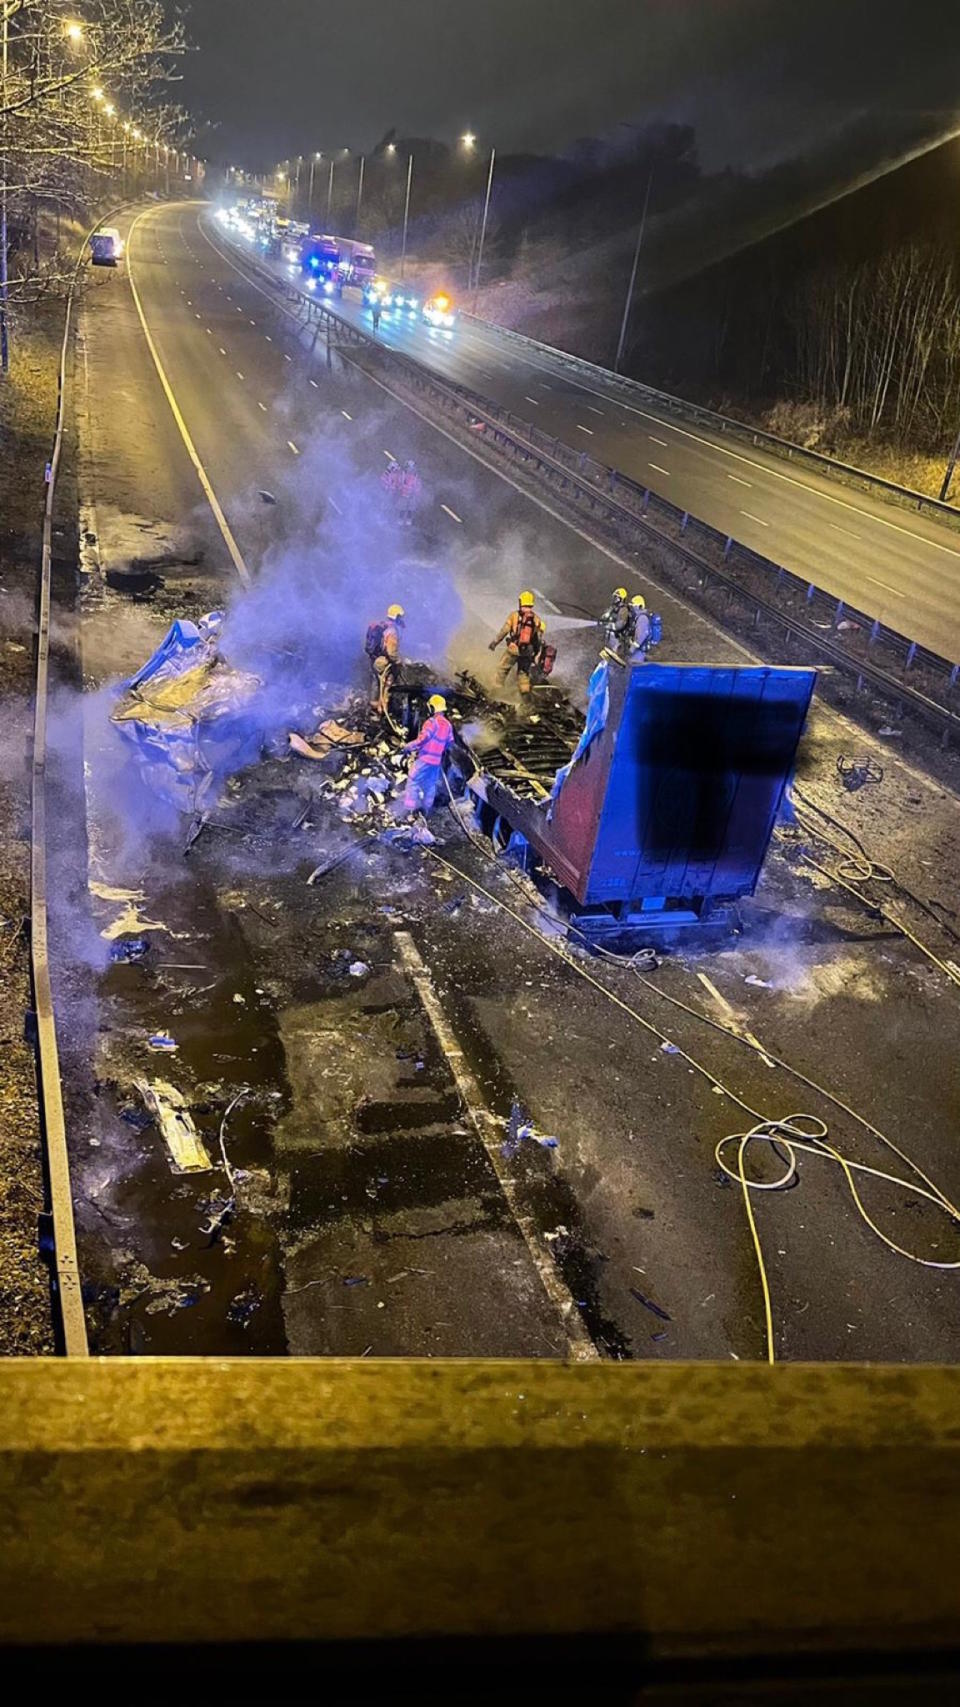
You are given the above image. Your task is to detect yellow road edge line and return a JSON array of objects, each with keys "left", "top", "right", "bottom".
[{"left": 126, "top": 207, "right": 250, "bottom": 586}]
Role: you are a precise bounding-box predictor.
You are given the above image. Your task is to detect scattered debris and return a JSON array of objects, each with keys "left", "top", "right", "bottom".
[
  {"left": 743, "top": 974, "right": 772, "bottom": 989},
  {"left": 837, "top": 754, "right": 883, "bottom": 792},
  {"left": 227, "top": 1286, "right": 262, "bottom": 1327},
  {"left": 117, "top": 1258, "right": 210, "bottom": 1315},
  {"left": 877, "top": 727, "right": 902, "bottom": 738},
  {"left": 348, "top": 961, "right": 369, "bottom": 978},
  {"left": 109, "top": 937, "right": 149, "bottom": 963},
  {"left": 135, "top": 1079, "right": 212, "bottom": 1173},
  {"left": 630, "top": 1287, "right": 671, "bottom": 1322},
  {"left": 502, "top": 1099, "right": 559, "bottom": 1157},
  {"left": 147, "top": 1032, "right": 178, "bottom": 1052},
  {"left": 660, "top": 1040, "right": 680, "bottom": 1054}
]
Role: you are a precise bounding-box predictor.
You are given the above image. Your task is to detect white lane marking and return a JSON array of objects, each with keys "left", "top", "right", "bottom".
[
  {"left": 648, "top": 434, "right": 668, "bottom": 446},
  {"left": 249, "top": 318, "right": 256, "bottom": 324},
  {"left": 258, "top": 401, "right": 267, "bottom": 411},
  {"left": 236, "top": 371, "right": 244, "bottom": 380},
  {"left": 125, "top": 208, "right": 250, "bottom": 587},
  {"left": 576, "top": 423, "right": 594, "bottom": 435},
  {"left": 205, "top": 327, "right": 212, "bottom": 334},
  {"left": 648, "top": 463, "right": 670, "bottom": 476},
  {"left": 309, "top": 378, "right": 319, "bottom": 388},
  {"left": 383, "top": 449, "right": 396, "bottom": 460},
  {"left": 288, "top": 440, "right": 300, "bottom": 455},
  {"left": 341, "top": 410, "right": 353, "bottom": 420},
  {"left": 524, "top": 395, "right": 540, "bottom": 406},
  {"left": 441, "top": 503, "right": 463, "bottom": 524},
  {"left": 741, "top": 509, "right": 769, "bottom": 527},
  {"left": 284, "top": 352, "right": 292, "bottom": 362},
  {"left": 830, "top": 523, "right": 861, "bottom": 541},
  {"left": 538, "top": 381, "right": 551, "bottom": 390},
  {"left": 219, "top": 347, "right": 227, "bottom": 356},
  {"left": 265, "top": 334, "right": 272, "bottom": 342},
  {"left": 461, "top": 323, "right": 960, "bottom": 560},
  {"left": 328, "top": 495, "right": 342, "bottom": 515},
  {"left": 191, "top": 210, "right": 957, "bottom": 807},
  {"left": 586, "top": 405, "right": 604, "bottom": 415},
  {"left": 727, "top": 474, "right": 751, "bottom": 487},
  {"left": 235, "top": 306, "right": 243, "bottom": 313},
  {"left": 532, "top": 587, "right": 563, "bottom": 613},
  {"left": 865, "top": 574, "right": 904, "bottom": 598}
]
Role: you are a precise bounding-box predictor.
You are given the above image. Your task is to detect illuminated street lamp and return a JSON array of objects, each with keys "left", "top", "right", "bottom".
[
  {"left": 63, "top": 20, "right": 84, "bottom": 45},
  {"left": 464, "top": 135, "right": 496, "bottom": 304},
  {"left": 308, "top": 150, "right": 321, "bottom": 214},
  {"left": 400, "top": 151, "right": 414, "bottom": 282},
  {"left": 90, "top": 85, "right": 104, "bottom": 102}
]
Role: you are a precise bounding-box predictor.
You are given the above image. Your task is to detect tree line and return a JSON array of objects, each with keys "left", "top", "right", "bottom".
[{"left": 0, "top": 0, "right": 190, "bottom": 369}]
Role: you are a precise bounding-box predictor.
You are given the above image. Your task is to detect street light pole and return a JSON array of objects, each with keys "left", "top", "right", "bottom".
[
  {"left": 613, "top": 168, "right": 652, "bottom": 374},
  {"left": 326, "top": 158, "right": 335, "bottom": 225},
  {"left": 308, "top": 151, "right": 319, "bottom": 218},
  {"left": 400, "top": 152, "right": 413, "bottom": 281},
  {"left": 1, "top": 1, "right": 10, "bottom": 373},
  {"left": 472, "top": 145, "right": 496, "bottom": 304},
  {"left": 355, "top": 153, "right": 364, "bottom": 231}
]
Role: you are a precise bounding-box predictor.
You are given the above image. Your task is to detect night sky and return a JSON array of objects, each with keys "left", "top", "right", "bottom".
[{"left": 181, "top": 0, "right": 960, "bottom": 172}]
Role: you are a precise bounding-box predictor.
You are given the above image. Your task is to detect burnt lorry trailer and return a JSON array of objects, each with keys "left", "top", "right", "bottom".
[{"left": 461, "top": 659, "right": 817, "bottom": 935}]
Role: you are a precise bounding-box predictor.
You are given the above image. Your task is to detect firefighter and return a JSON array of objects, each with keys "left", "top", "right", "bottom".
[
  {"left": 488, "top": 591, "right": 545, "bottom": 697},
  {"left": 627, "top": 594, "right": 654, "bottom": 658},
  {"left": 400, "top": 693, "right": 455, "bottom": 815},
  {"left": 600, "top": 586, "right": 631, "bottom": 653},
  {"left": 365, "top": 604, "right": 405, "bottom": 715}
]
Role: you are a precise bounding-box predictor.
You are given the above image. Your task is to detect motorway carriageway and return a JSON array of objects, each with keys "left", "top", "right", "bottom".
[
  {"left": 211, "top": 207, "right": 960, "bottom": 669},
  {"left": 66, "top": 197, "right": 960, "bottom": 1363}
]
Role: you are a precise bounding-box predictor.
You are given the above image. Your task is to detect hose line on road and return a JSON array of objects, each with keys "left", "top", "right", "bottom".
[
  {"left": 424, "top": 775, "right": 960, "bottom": 1363},
  {"left": 790, "top": 787, "right": 960, "bottom": 988}
]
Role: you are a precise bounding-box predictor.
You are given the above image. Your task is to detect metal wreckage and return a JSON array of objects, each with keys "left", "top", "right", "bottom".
[{"left": 111, "top": 611, "right": 815, "bottom": 942}]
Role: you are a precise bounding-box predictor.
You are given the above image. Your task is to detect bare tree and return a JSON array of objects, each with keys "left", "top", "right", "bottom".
[{"left": 1, "top": 0, "right": 189, "bottom": 369}]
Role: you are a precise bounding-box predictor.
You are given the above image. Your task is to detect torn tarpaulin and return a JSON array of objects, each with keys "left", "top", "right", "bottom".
[
  {"left": 548, "top": 659, "right": 609, "bottom": 807},
  {"left": 111, "top": 613, "right": 265, "bottom": 812}
]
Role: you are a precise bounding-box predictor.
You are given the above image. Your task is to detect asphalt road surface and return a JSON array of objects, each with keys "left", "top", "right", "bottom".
[
  {"left": 214, "top": 208, "right": 960, "bottom": 669},
  {"left": 64, "top": 196, "right": 960, "bottom": 1361}
]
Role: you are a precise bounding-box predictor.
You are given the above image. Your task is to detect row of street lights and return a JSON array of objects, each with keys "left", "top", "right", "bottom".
[{"left": 271, "top": 133, "right": 497, "bottom": 299}]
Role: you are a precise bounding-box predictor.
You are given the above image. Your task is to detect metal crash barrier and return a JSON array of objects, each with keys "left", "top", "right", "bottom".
[{"left": 1, "top": 1359, "right": 959, "bottom": 1681}]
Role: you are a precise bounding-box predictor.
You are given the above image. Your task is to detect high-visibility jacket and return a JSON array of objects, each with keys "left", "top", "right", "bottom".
[{"left": 406, "top": 713, "right": 454, "bottom": 766}]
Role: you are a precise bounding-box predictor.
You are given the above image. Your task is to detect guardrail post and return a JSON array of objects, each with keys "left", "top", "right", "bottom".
[
  {"left": 643, "top": 489, "right": 650, "bottom": 512},
  {"left": 326, "top": 313, "right": 332, "bottom": 370},
  {"left": 835, "top": 599, "right": 844, "bottom": 624},
  {"left": 869, "top": 619, "right": 880, "bottom": 648},
  {"left": 949, "top": 664, "right": 959, "bottom": 691},
  {"left": 906, "top": 641, "right": 917, "bottom": 671},
  {"left": 806, "top": 584, "right": 815, "bottom": 603},
  {"left": 681, "top": 513, "right": 689, "bottom": 532},
  {"left": 723, "top": 537, "right": 733, "bottom": 557}
]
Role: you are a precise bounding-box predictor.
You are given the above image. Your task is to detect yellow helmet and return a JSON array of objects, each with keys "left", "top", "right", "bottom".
[
  {"left": 387, "top": 603, "right": 405, "bottom": 621},
  {"left": 613, "top": 586, "right": 628, "bottom": 602},
  {"left": 630, "top": 594, "right": 646, "bottom": 609},
  {"left": 427, "top": 693, "right": 447, "bottom": 713},
  {"left": 518, "top": 590, "right": 535, "bottom": 607}
]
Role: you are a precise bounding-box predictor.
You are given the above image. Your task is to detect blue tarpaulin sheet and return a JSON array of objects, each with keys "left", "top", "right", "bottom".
[
  {"left": 548, "top": 658, "right": 610, "bottom": 807},
  {"left": 111, "top": 612, "right": 264, "bottom": 811}
]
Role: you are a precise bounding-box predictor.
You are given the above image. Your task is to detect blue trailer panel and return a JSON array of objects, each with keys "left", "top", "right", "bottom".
[{"left": 469, "top": 660, "right": 816, "bottom": 915}]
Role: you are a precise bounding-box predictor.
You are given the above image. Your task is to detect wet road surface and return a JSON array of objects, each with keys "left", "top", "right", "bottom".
[{"left": 57, "top": 197, "right": 960, "bottom": 1360}]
